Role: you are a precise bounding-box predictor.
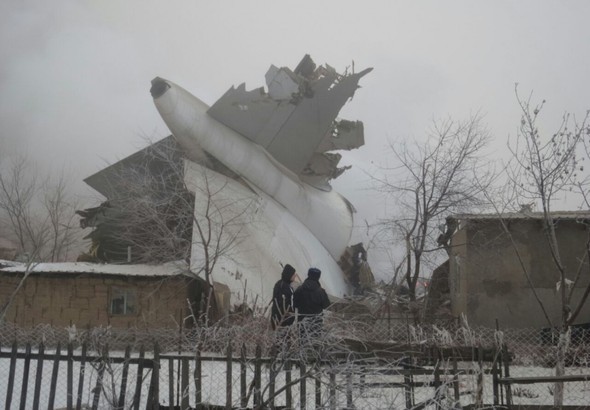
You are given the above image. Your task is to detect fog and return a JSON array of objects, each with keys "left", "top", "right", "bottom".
[{"left": 1, "top": 1, "right": 589, "bottom": 275}]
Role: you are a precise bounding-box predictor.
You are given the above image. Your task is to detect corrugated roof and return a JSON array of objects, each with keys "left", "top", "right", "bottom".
[{"left": 0, "top": 260, "right": 191, "bottom": 278}]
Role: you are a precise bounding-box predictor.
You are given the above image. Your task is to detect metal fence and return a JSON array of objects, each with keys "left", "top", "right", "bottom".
[{"left": 0, "top": 316, "right": 588, "bottom": 409}]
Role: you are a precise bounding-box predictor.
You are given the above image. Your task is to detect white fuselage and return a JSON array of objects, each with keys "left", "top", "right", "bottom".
[{"left": 152, "top": 78, "right": 354, "bottom": 298}]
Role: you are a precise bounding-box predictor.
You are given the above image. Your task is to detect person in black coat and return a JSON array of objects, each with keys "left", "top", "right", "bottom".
[
  {"left": 271, "top": 264, "right": 297, "bottom": 329},
  {"left": 293, "top": 267, "right": 330, "bottom": 338}
]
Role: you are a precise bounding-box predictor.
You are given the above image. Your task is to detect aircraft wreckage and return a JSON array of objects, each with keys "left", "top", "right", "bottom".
[{"left": 79, "top": 55, "right": 374, "bottom": 309}]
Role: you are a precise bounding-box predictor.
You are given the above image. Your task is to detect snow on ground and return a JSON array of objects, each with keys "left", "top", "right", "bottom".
[{"left": 1, "top": 348, "right": 589, "bottom": 409}]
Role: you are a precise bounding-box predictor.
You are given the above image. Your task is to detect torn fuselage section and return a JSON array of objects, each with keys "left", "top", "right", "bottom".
[{"left": 207, "top": 55, "right": 372, "bottom": 191}]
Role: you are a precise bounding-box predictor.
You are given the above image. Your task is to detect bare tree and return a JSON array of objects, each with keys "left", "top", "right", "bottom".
[
  {"left": 373, "top": 114, "right": 492, "bottom": 306},
  {"left": 78, "top": 137, "right": 254, "bottom": 321},
  {"left": 0, "top": 156, "right": 44, "bottom": 256},
  {"left": 0, "top": 156, "right": 79, "bottom": 262},
  {"left": 0, "top": 155, "right": 80, "bottom": 323},
  {"left": 501, "top": 86, "right": 590, "bottom": 405}
]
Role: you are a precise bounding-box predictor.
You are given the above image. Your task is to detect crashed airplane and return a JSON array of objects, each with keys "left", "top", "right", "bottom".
[{"left": 81, "top": 55, "right": 373, "bottom": 308}]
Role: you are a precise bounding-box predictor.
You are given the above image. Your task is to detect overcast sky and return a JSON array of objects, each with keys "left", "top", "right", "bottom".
[{"left": 2, "top": 1, "right": 590, "bottom": 250}]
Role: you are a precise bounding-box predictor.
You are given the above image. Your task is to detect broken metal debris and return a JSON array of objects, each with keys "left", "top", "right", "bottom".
[{"left": 207, "top": 54, "right": 372, "bottom": 190}]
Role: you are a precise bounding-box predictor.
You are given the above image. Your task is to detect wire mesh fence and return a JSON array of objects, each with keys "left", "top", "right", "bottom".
[{"left": 0, "top": 316, "right": 589, "bottom": 409}]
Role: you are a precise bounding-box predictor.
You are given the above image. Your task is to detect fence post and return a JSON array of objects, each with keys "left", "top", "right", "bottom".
[
  {"left": 502, "top": 343, "right": 512, "bottom": 407},
  {"left": 92, "top": 343, "right": 108, "bottom": 410},
  {"left": 359, "top": 368, "right": 366, "bottom": 395},
  {"left": 254, "top": 344, "right": 262, "bottom": 407},
  {"left": 452, "top": 355, "right": 460, "bottom": 404},
  {"left": 132, "top": 345, "right": 145, "bottom": 410},
  {"left": 118, "top": 345, "right": 131, "bottom": 410},
  {"left": 346, "top": 369, "right": 353, "bottom": 410},
  {"left": 146, "top": 343, "right": 160, "bottom": 409},
  {"left": 47, "top": 341, "right": 61, "bottom": 410},
  {"left": 403, "top": 360, "right": 413, "bottom": 409},
  {"left": 226, "top": 343, "right": 233, "bottom": 410},
  {"left": 300, "top": 360, "right": 307, "bottom": 410},
  {"left": 268, "top": 344, "right": 276, "bottom": 409},
  {"left": 285, "top": 358, "right": 292, "bottom": 409},
  {"left": 181, "top": 358, "right": 189, "bottom": 410},
  {"left": 77, "top": 341, "right": 88, "bottom": 410},
  {"left": 154, "top": 344, "right": 161, "bottom": 407},
  {"left": 434, "top": 348, "right": 441, "bottom": 410},
  {"left": 195, "top": 344, "right": 202, "bottom": 406},
  {"left": 329, "top": 369, "right": 336, "bottom": 410},
  {"left": 240, "top": 343, "right": 247, "bottom": 408},
  {"left": 168, "top": 358, "right": 174, "bottom": 408},
  {"left": 19, "top": 342, "right": 32, "bottom": 410},
  {"left": 492, "top": 351, "right": 499, "bottom": 406},
  {"left": 476, "top": 345, "right": 483, "bottom": 408},
  {"left": 67, "top": 342, "right": 74, "bottom": 410},
  {"left": 32, "top": 342, "right": 45, "bottom": 410},
  {"left": 5, "top": 340, "right": 17, "bottom": 409},
  {"left": 315, "top": 369, "right": 322, "bottom": 408}
]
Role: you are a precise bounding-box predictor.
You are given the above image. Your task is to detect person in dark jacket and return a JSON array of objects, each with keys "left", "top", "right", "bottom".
[
  {"left": 271, "top": 264, "right": 297, "bottom": 329},
  {"left": 293, "top": 267, "right": 330, "bottom": 339}
]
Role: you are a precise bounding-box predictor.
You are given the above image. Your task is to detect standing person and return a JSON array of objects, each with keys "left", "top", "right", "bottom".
[
  {"left": 271, "top": 264, "right": 297, "bottom": 330},
  {"left": 293, "top": 267, "right": 330, "bottom": 340}
]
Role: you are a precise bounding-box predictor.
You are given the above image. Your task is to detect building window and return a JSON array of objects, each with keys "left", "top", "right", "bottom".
[{"left": 110, "top": 288, "right": 136, "bottom": 315}]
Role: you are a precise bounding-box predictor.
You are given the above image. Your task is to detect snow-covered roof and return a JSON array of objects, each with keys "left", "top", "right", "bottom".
[
  {"left": 0, "top": 260, "right": 191, "bottom": 278},
  {"left": 449, "top": 210, "right": 590, "bottom": 221}
]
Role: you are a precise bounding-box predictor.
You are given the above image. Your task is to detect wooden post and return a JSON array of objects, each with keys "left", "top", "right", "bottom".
[
  {"left": 268, "top": 345, "right": 276, "bottom": 409},
  {"left": 502, "top": 344, "right": 512, "bottom": 407},
  {"left": 92, "top": 344, "right": 108, "bottom": 410},
  {"left": 492, "top": 353, "right": 499, "bottom": 406},
  {"left": 346, "top": 370, "right": 353, "bottom": 410},
  {"left": 154, "top": 344, "right": 161, "bottom": 408},
  {"left": 168, "top": 358, "right": 175, "bottom": 407},
  {"left": 195, "top": 345, "right": 202, "bottom": 406},
  {"left": 118, "top": 345, "right": 131, "bottom": 410},
  {"left": 47, "top": 342, "right": 61, "bottom": 410},
  {"left": 359, "top": 370, "right": 366, "bottom": 395},
  {"left": 329, "top": 370, "right": 336, "bottom": 410},
  {"left": 300, "top": 361, "right": 307, "bottom": 410},
  {"left": 315, "top": 370, "right": 322, "bottom": 409},
  {"left": 495, "top": 318, "right": 504, "bottom": 405},
  {"left": 5, "top": 340, "right": 18, "bottom": 409},
  {"left": 146, "top": 343, "right": 160, "bottom": 409},
  {"left": 19, "top": 343, "right": 32, "bottom": 410},
  {"left": 226, "top": 344, "right": 233, "bottom": 410},
  {"left": 254, "top": 344, "right": 262, "bottom": 407},
  {"left": 181, "top": 359, "right": 189, "bottom": 410},
  {"left": 132, "top": 345, "right": 145, "bottom": 410},
  {"left": 32, "top": 342, "right": 45, "bottom": 410},
  {"left": 240, "top": 344, "right": 247, "bottom": 409},
  {"left": 434, "top": 351, "right": 441, "bottom": 410},
  {"left": 76, "top": 341, "right": 88, "bottom": 410},
  {"left": 476, "top": 345, "right": 483, "bottom": 408},
  {"left": 67, "top": 342, "right": 74, "bottom": 410},
  {"left": 403, "top": 360, "right": 412, "bottom": 409},
  {"left": 452, "top": 356, "right": 460, "bottom": 404},
  {"left": 285, "top": 359, "right": 292, "bottom": 409}
]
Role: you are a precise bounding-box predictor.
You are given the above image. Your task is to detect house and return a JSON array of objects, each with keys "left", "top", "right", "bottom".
[
  {"left": 443, "top": 211, "right": 590, "bottom": 328},
  {"left": 0, "top": 261, "right": 228, "bottom": 329}
]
